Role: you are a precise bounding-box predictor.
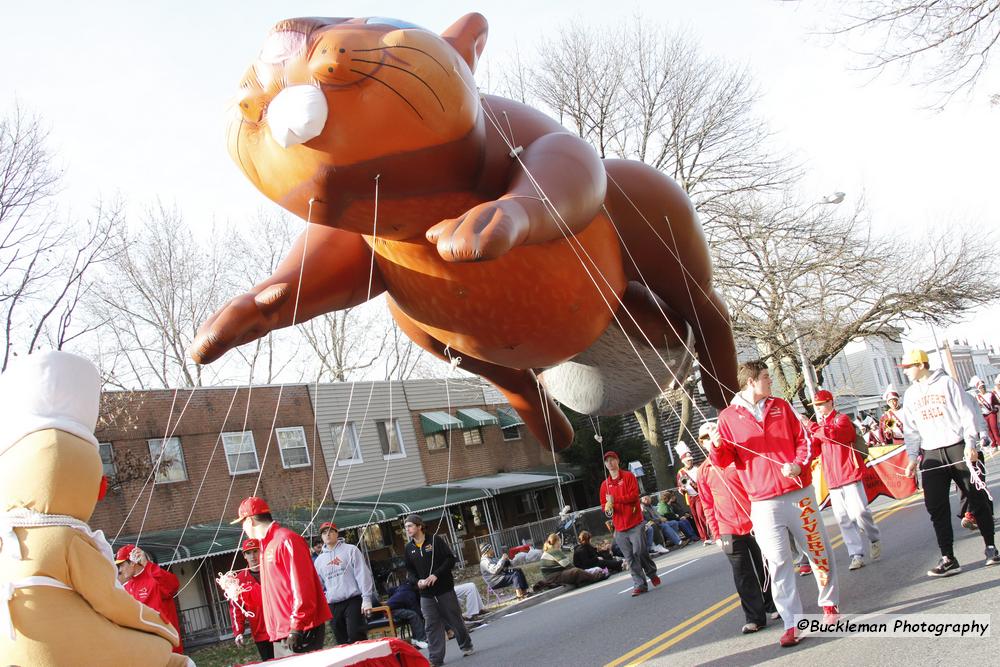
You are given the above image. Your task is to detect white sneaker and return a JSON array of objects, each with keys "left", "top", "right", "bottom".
[
  {"left": 462, "top": 646, "right": 476, "bottom": 657},
  {"left": 412, "top": 639, "right": 429, "bottom": 650},
  {"left": 849, "top": 555, "right": 864, "bottom": 570},
  {"left": 653, "top": 545, "right": 669, "bottom": 554},
  {"left": 870, "top": 541, "right": 881, "bottom": 561}
]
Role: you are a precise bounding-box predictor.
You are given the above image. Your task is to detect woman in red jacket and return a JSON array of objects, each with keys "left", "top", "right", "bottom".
[
  {"left": 806, "top": 391, "right": 881, "bottom": 572},
  {"left": 698, "top": 422, "right": 778, "bottom": 635}
]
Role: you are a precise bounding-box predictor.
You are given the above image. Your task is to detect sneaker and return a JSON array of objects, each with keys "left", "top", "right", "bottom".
[
  {"left": 870, "top": 541, "right": 881, "bottom": 561},
  {"left": 769, "top": 611, "right": 781, "bottom": 621},
  {"left": 703, "top": 540, "right": 714, "bottom": 546},
  {"left": 678, "top": 538, "right": 691, "bottom": 547},
  {"left": 631, "top": 587, "right": 647, "bottom": 597},
  {"left": 798, "top": 563, "right": 812, "bottom": 577},
  {"left": 962, "top": 512, "right": 978, "bottom": 530},
  {"left": 741, "top": 622, "right": 761, "bottom": 634},
  {"left": 927, "top": 556, "right": 961, "bottom": 577},
  {"left": 412, "top": 639, "right": 429, "bottom": 650},
  {"left": 779, "top": 628, "right": 800, "bottom": 647},
  {"left": 462, "top": 646, "right": 475, "bottom": 657},
  {"left": 849, "top": 555, "right": 864, "bottom": 571},
  {"left": 986, "top": 546, "right": 1000, "bottom": 566},
  {"left": 652, "top": 545, "right": 669, "bottom": 554},
  {"left": 650, "top": 574, "right": 661, "bottom": 587},
  {"left": 822, "top": 605, "right": 840, "bottom": 624}
]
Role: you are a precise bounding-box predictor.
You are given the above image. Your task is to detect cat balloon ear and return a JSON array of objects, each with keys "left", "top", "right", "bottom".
[{"left": 441, "top": 13, "right": 488, "bottom": 73}]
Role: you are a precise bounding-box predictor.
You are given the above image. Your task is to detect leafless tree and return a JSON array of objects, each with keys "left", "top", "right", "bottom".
[
  {"left": 94, "top": 203, "right": 235, "bottom": 389},
  {"left": 0, "top": 106, "right": 124, "bottom": 370},
  {"left": 827, "top": 1, "right": 1000, "bottom": 106},
  {"left": 710, "top": 194, "right": 1000, "bottom": 403}
]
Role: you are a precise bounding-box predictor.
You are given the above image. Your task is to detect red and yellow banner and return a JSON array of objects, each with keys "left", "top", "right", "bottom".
[{"left": 813, "top": 445, "right": 918, "bottom": 509}]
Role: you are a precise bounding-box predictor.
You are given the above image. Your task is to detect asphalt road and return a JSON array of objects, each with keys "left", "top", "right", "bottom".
[{"left": 451, "top": 457, "right": 1000, "bottom": 666}]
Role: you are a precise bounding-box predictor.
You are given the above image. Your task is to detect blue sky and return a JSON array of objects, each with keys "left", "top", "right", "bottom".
[{"left": 2, "top": 1, "right": 998, "bottom": 351}]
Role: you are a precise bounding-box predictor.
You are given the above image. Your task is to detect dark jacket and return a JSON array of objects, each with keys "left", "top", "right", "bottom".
[
  {"left": 387, "top": 581, "right": 420, "bottom": 612},
  {"left": 403, "top": 533, "right": 456, "bottom": 598},
  {"left": 572, "top": 543, "right": 614, "bottom": 570}
]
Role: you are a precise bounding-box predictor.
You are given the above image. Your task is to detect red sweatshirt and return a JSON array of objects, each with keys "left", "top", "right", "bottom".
[
  {"left": 712, "top": 395, "right": 816, "bottom": 502},
  {"left": 811, "top": 410, "right": 864, "bottom": 489},
  {"left": 698, "top": 459, "right": 753, "bottom": 537},
  {"left": 229, "top": 568, "right": 268, "bottom": 643},
  {"left": 599, "top": 469, "right": 643, "bottom": 532},
  {"left": 123, "top": 561, "right": 183, "bottom": 654},
  {"left": 260, "top": 522, "right": 332, "bottom": 641}
]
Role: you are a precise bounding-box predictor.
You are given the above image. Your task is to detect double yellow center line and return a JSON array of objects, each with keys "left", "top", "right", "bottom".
[{"left": 606, "top": 493, "right": 924, "bottom": 666}]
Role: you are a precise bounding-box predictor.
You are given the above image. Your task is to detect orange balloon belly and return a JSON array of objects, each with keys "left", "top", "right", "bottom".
[{"left": 371, "top": 216, "right": 626, "bottom": 369}]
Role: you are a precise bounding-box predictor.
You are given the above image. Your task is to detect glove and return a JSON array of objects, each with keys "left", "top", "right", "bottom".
[
  {"left": 234, "top": 634, "right": 245, "bottom": 647},
  {"left": 286, "top": 629, "right": 304, "bottom": 652}
]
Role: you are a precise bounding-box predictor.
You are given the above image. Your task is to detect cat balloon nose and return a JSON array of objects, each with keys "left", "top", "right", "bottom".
[{"left": 266, "top": 85, "right": 328, "bottom": 148}]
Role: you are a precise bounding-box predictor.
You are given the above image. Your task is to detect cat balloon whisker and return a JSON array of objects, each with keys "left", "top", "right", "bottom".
[
  {"left": 349, "top": 68, "right": 423, "bottom": 120},
  {"left": 350, "top": 58, "right": 444, "bottom": 111},
  {"left": 350, "top": 44, "right": 449, "bottom": 75}
]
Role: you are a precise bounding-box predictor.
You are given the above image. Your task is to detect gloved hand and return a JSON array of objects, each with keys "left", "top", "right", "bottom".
[
  {"left": 234, "top": 634, "right": 245, "bottom": 647},
  {"left": 286, "top": 629, "right": 304, "bottom": 652}
]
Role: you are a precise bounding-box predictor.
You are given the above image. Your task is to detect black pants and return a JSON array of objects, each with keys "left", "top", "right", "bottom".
[
  {"left": 272, "top": 624, "right": 325, "bottom": 657},
  {"left": 255, "top": 639, "right": 274, "bottom": 661},
  {"left": 921, "top": 443, "right": 995, "bottom": 558},
  {"left": 726, "top": 534, "right": 776, "bottom": 625},
  {"left": 330, "top": 595, "right": 368, "bottom": 645},
  {"left": 958, "top": 457, "right": 994, "bottom": 518}
]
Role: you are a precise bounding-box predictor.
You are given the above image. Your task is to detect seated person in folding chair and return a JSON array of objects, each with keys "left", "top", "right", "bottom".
[
  {"left": 479, "top": 542, "right": 531, "bottom": 600},
  {"left": 454, "top": 581, "right": 486, "bottom": 620},
  {"left": 386, "top": 580, "right": 429, "bottom": 650}
]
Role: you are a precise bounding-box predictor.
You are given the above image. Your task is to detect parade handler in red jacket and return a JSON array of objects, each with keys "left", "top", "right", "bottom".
[
  {"left": 115, "top": 545, "right": 183, "bottom": 654},
  {"left": 807, "top": 390, "right": 882, "bottom": 572},
  {"left": 709, "top": 360, "right": 840, "bottom": 648},
  {"left": 227, "top": 538, "right": 271, "bottom": 661},
  {"left": 599, "top": 451, "right": 661, "bottom": 597},
  {"left": 232, "top": 496, "right": 332, "bottom": 657},
  {"left": 698, "top": 421, "right": 778, "bottom": 635}
]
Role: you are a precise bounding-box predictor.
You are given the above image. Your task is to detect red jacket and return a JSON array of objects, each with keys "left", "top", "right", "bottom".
[
  {"left": 698, "top": 460, "right": 753, "bottom": 537},
  {"left": 713, "top": 396, "right": 815, "bottom": 502},
  {"left": 123, "top": 561, "right": 183, "bottom": 654},
  {"left": 599, "top": 470, "right": 643, "bottom": 532},
  {"left": 230, "top": 568, "right": 268, "bottom": 643},
  {"left": 260, "top": 522, "right": 332, "bottom": 640},
  {"left": 810, "top": 410, "right": 864, "bottom": 489},
  {"left": 879, "top": 409, "right": 904, "bottom": 445}
]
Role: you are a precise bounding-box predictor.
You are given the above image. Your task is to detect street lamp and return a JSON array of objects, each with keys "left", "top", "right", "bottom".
[{"left": 787, "top": 191, "right": 846, "bottom": 403}]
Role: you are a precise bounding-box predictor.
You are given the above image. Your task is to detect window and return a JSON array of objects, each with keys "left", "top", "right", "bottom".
[
  {"left": 147, "top": 437, "right": 187, "bottom": 484},
  {"left": 222, "top": 431, "right": 260, "bottom": 475},
  {"left": 426, "top": 431, "right": 448, "bottom": 450},
  {"left": 376, "top": 419, "right": 406, "bottom": 459},
  {"left": 98, "top": 442, "right": 117, "bottom": 480},
  {"left": 276, "top": 427, "right": 311, "bottom": 468},
  {"left": 462, "top": 427, "right": 483, "bottom": 446},
  {"left": 514, "top": 491, "right": 545, "bottom": 514},
  {"left": 360, "top": 523, "right": 392, "bottom": 551},
  {"left": 331, "top": 422, "right": 362, "bottom": 465},
  {"left": 501, "top": 424, "right": 521, "bottom": 441}
]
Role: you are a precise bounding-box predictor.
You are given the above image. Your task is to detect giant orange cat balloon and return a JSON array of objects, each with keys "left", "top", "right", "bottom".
[{"left": 191, "top": 13, "right": 738, "bottom": 450}]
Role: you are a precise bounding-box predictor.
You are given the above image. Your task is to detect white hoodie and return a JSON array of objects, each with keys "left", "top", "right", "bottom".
[{"left": 901, "top": 369, "right": 979, "bottom": 460}]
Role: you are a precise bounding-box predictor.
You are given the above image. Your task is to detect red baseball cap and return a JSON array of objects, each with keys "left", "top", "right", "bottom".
[
  {"left": 603, "top": 450, "right": 619, "bottom": 461},
  {"left": 320, "top": 521, "right": 338, "bottom": 532},
  {"left": 114, "top": 544, "right": 136, "bottom": 564},
  {"left": 231, "top": 496, "right": 271, "bottom": 524},
  {"left": 241, "top": 538, "right": 261, "bottom": 552},
  {"left": 811, "top": 389, "right": 834, "bottom": 405}
]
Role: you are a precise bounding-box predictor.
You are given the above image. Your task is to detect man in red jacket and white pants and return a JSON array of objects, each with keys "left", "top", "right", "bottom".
[
  {"left": 599, "top": 451, "right": 660, "bottom": 597},
  {"left": 698, "top": 421, "right": 778, "bottom": 635},
  {"left": 115, "top": 544, "right": 184, "bottom": 654},
  {"left": 228, "top": 538, "right": 271, "bottom": 661},
  {"left": 806, "top": 390, "right": 881, "bottom": 572},
  {"left": 709, "top": 360, "right": 840, "bottom": 648},
  {"left": 232, "top": 496, "right": 332, "bottom": 657}
]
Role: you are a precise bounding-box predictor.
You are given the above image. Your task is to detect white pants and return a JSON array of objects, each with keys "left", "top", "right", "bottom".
[
  {"left": 751, "top": 487, "right": 839, "bottom": 630},
  {"left": 454, "top": 581, "right": 483, "bottom": 618},
  {"left": 829, "top": 481, "right": 881, "bottom": 558}
]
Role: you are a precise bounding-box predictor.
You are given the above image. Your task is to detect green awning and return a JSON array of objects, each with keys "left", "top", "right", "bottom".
[
  {"left": 114, "top": 501, "right": 393, "bottom": 566},
  {"left": 348, "top": 485, "right": 492, "bottom": 516},
  {"left": 496, "top": 407, "right": 525, "bottom": 428},
  {"left": 457, "top": 407, "right": 499, "bottom": 428},
  {"left": 420, "top": 411, "right": 464, "bottom": 434}
]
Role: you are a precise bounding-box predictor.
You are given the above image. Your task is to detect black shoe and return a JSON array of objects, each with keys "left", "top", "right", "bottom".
[
  {"left": 927, "top": 556, "right": 961, "bottom": 577},
  {"left": 985, "top": 546, "right": 1000, "bottom": 566}
]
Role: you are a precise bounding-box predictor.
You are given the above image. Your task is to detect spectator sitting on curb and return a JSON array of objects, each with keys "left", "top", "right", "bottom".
[
  {"left": 574, "top": 531, "right": 624, "bottom": 572},
  {"left": 658, "top": 491, "right": 700, "bottom": 541},
  {"left": 535, "top": 534, "right": 609, "bottom": 590},
  {"left": 642, "top": 495, "right": 688, "bottom": 550},
  {"left": 479, "top": 542, "right": 531, "bottom": 599}
]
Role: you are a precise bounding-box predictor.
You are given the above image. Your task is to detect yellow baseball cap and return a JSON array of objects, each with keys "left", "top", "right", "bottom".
[{"left": 898, "top": 349, "right": 929, "bottom": 367}]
